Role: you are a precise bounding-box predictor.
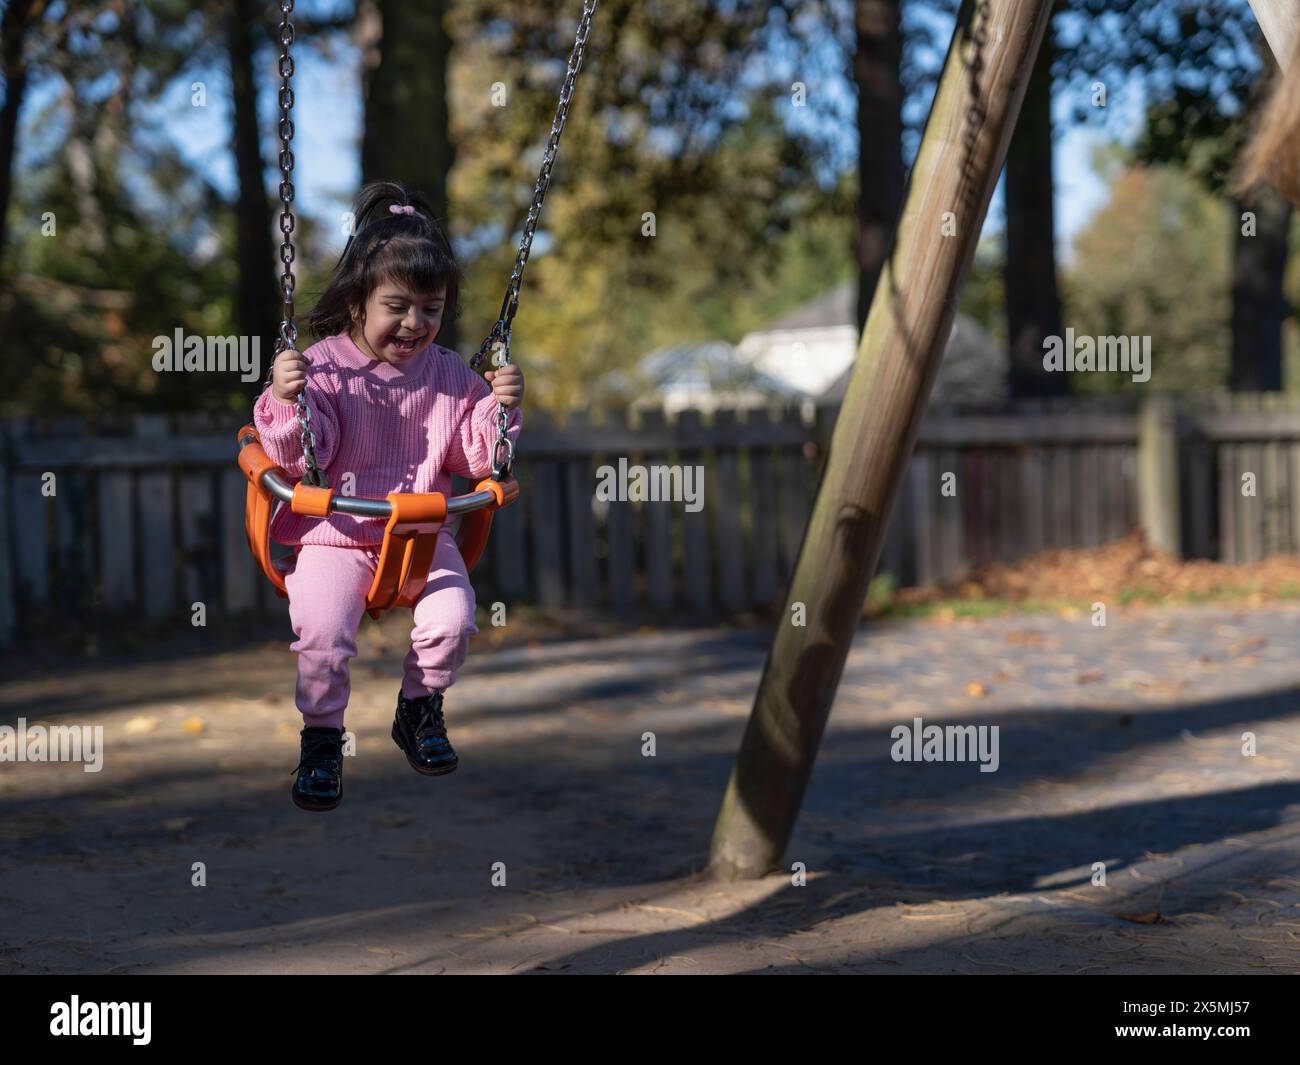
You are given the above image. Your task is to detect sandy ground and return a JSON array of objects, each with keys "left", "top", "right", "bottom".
[{"left": 2, "top": 602, "right": 1300, "bottom": 974}]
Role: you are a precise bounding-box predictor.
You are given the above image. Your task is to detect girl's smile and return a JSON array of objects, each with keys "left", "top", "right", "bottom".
[{"left": 352, "top": 281, "right": 446, "bottom": 365}]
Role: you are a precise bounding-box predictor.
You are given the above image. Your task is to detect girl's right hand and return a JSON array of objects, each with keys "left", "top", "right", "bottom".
[{"left": 271, "top": 348, "right": 309, "bottom": 404}]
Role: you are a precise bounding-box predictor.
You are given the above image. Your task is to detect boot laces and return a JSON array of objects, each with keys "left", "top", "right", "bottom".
[
  {"left": 290, "top": 731, "right": 343, "bottom": 775},
  {"left": 403, "top": 694, "right": 446, "bottom": 740}
]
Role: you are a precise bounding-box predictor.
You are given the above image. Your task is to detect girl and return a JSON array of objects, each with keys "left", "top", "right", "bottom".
[{"left": 254, "top": 180, "right": 523, "bottom": 812}]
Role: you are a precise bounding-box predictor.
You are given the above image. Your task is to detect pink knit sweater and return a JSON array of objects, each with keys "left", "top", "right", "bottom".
[{"left": 252, "top": 331, "right": 523, "bottom": 548}]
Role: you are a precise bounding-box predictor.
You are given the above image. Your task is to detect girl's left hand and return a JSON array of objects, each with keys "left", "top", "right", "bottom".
[{"left": 485, "top": 364, "right": 524, "bottom": 409}]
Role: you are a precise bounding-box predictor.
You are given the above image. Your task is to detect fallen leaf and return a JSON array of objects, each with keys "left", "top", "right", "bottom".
[
  {"left": 124, "top": 716, "right": 158, "bottom": 735},
  {"left": 1113, "top": 911, "right": 1164, "bottom": 925},
  {"left": 966, "top": 682, "right": 988, "bottom": 698},
  {"left": 182, "top": 718, "right": 205, "bottom": 734}
]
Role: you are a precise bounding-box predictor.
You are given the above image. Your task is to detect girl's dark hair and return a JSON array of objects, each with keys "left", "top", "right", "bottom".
[{"left": 308, "top": 180, "right": 462, "bottom": 341}]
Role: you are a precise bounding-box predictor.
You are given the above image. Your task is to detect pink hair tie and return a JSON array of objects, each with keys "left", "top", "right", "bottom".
[{"left": 389, "top": 204, "right": 416, "bottom": 216}]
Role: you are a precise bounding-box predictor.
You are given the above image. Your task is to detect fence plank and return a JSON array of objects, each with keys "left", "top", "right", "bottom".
[
  {"left": 1046, "top": 447, "right": 1073, "bottom": 549},
  {"left": 713, "top": 411, "right": 746, "bottom": 613},
  {"left": 139, "top": 469, "right": 177, "bottom": 619},
  {"left": 777, "top": 441, "right": 811, "bottom": 583},
  {"left": 677, "top": 410, "right": 712, "bottom": 616},
  {"left": 491, "top": 471, "right": 529, "bottom": 603},
  {"left": 910, "top": 451, "right": 934, "bottom": 586},
  {"left": 1219, "top": 443, "right": 1238, "bottom": 564},
  {"left": 1078, "top": 444, "right": 1102, "bottom": 547},
  {"left": 1264, "top": 440, "right": 1285, "bottom": 557},
  {"left": 99, "top": 471, "right": 136, "bottom": 610},
  {"left": 11, "top": 473, "right": 50, "bottom": 606},
  {"left": 965, "top": 450, "right": 990, "bottom": 567},
  {"left": 994, "top": 449, "right": 1014, "bottom": 562},
  {"left": 1184, "top": 438, "right": 1211, "bottom": 557},
  {"left": 219, "top": 468, "right": 253, "bottom": 615},
  {"left": 895, "top": 455, "right": 918, "bottom": 586},
  {"left": 178, "top": 470, "right": 217, "bottom": 610},
  {"left": 639, "top": 410, "right": 674, "bottom": 613},
  {"left": 749, "top": 448, "right": 779, "bottom": 608},
  {"left": 933, "top": 447, "right": 963, "bottom": 583},
  {"left": 54, "top": 470, "right": 93, "bottom": 616},
  {"left": 528, "top": 460, "right": 565, "bottom": 609},
  {"left": 605, "top": 479, "right": 637, "bottom": 615},
  {"left": 564, "top": 454, "right": 598, "bottom": 609},
  {"left": 1240, "top": 444, "right": 1262, "bottom": 563},
  {"left": 1019, "top": 446, "right": 1046, "bottom": 558},
  {"left": 1097, "top": 445, "right": 1124, "bottom": 543}
]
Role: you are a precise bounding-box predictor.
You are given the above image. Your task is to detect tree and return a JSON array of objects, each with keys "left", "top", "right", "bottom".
[
  {"left": 228, "top": 0, "right": 278, "bottom": 356},
  {"left": 1003, "top": 19, "right": 1067, "bottom": 397},
  {"left": 855, "top": 0, "right": 904, "bottom": 332},
  {"left": 1071, "top": 0, "right": 1281, "bottom": 390},
  {"left": 1136, "top": 71, "right": 1291, "bottom": 392},
  {"left": 1065, "top": 161, "right": 1231, "bottom": 395},
  {"left": 358, "top": 0, "right": 458, "bottom": 350},
  {"left": 0, "top": 0, "right": 51, "bottom": 271},
  {"left": 444, "top": 1, "right": 840, "bottom": 414}
]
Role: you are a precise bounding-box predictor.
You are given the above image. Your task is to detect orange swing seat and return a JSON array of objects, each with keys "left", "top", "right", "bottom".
[{"left": 237, "top": 424, "right": 519, "bottom": 620}]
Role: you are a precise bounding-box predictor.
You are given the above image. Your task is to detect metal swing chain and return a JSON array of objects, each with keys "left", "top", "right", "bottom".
[
  {"left": 471, "top": 0, "right": 599, "bottom": 481},
  {"left": 261, "top": 0, "right": 327, "bottom": 488}
]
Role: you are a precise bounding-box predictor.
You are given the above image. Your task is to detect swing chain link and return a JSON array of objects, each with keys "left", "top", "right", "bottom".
[
  {"left": 263, "top": 0, "right": 327, "bottom": 488},
  {"left": 474, "top": 0, "right": 599, "bottom": 481}
]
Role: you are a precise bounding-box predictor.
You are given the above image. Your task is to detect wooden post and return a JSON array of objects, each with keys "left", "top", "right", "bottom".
[
  {"left": 1246, "top": 0, "right": 1299, "bottom": 66},
  {"left": 706, "top": 0, "right": 1054, "bottom": 881},
  {"left": 1137, "top": 395, "right": 1181, "bottom": 557}
]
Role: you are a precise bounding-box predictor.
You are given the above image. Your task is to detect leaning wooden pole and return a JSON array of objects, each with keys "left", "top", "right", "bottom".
[
  {"left": 1239, "top": 0, "right": 1300, "bottom": 208},
  {"left": 1246, "top": 0, "right": 1299, "bottom": 66},
  {"left": 707, "top": 0, "right": 1054, "bottom": 881}
]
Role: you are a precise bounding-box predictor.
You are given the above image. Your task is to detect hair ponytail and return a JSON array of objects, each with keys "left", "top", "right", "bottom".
[{"left": 309, "top": 180, "right": 462, "bottom": 342}]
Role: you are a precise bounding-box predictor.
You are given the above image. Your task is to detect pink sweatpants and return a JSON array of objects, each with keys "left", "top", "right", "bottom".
[{"left": 283, "top": 532, "right": 479, "bottom": 729}]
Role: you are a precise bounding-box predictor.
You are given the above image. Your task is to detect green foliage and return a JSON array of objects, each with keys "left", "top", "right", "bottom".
[
  {"left": 447, "top": 1, "right": 847, "bottom": 416},
  {"left": 1062, "top": 164, "right": 1231, "bottom": 394},
  {"left": 957, "top": 239, "right": 1007, "bottom": 349}
]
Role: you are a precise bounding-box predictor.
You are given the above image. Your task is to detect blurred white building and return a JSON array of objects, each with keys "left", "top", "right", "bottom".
[{"left": 625, "top": 279, "right": 1009, "bottom": 410}]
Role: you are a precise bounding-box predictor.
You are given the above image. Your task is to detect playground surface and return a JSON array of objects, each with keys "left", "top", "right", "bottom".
[{"left": 2, "top": 600, "right": 1300, "bottom": 974}]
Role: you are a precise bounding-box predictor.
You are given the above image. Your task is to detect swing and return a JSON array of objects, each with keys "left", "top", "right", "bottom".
[{"left": 237, "top": 0, "right": 598, "bottom": 621}]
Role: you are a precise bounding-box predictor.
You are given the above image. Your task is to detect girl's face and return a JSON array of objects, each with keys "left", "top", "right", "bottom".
[{"left": 352, "top": 281, "right": 446, "bottom": 365}]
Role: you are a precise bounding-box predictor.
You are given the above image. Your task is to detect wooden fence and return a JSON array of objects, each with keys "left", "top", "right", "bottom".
[{"left": 0, "top": 394, "right": 1297, "bottom": 650}]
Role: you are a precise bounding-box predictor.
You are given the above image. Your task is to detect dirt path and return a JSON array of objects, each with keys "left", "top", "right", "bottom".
[{"left": 2, "top": 602, "right": 1299, "bottom": 974}]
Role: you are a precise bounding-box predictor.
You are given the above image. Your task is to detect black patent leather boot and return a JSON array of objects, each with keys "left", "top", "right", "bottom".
[
  {"left": 290, "top": 726, "right": 345, "bottom": 811},
  {"left": 392, "top": 691, "right": 458, "bottom": 776}
]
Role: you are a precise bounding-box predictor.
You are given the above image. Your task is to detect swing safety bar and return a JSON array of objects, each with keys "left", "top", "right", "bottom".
[
  {"left": 238, "top": 428, "right": 501, "bottom": 516},
  {"left": 237, "top": 424, "right": 518, "bottom": 620}
]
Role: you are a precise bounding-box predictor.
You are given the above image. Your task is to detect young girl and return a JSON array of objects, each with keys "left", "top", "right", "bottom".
[{"left": 254, "top": 180, "right": 523, "bottom": 812}]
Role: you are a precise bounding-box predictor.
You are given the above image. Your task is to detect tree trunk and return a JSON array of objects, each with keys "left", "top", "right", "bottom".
[
  {"left": 1230, "top": 186, "right": 1291, "bottom": 391},
  {"left": 707, "top": 0, "right": 1055, "bottom": 881},
  {"left": 361, "top": 0, "right": 457, "bottom": 351},
  {"left": 854, "top": 0, "right": 905, "bottom": 333},
  {"left": 0, "top": 0, "right": 46, "bottom": 271},
  {"left": 1002, "top": 23, "right": 1066, "bottom": 397},
  {"left": 228, "top": 0, "right": 278, "bottom": 350}
]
